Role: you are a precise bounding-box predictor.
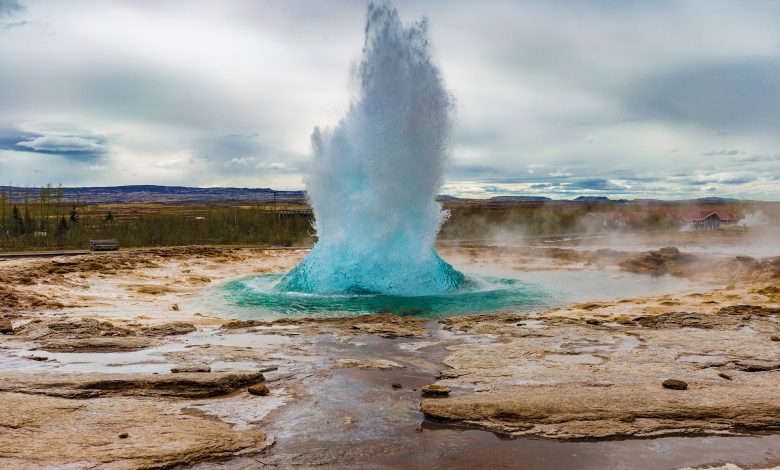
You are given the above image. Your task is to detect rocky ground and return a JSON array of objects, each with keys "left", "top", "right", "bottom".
[{"left": 0, "top": 237, "right": 779, "bottom": 469}]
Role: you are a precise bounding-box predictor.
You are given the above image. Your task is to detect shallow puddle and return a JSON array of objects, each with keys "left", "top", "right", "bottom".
[
  {"left": 0, "top": 327, "right": 296, "bottom": 374},
  {"left": 678, "top": 354, "right": 731, "bottom": 364},
  {"left": 367, "top": 429, "right": 780, "bottom": 470}
]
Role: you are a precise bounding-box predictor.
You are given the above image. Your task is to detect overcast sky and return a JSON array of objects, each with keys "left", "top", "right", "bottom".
[{"left": 1, "top": 0, "right": 778, "bottom": 199}]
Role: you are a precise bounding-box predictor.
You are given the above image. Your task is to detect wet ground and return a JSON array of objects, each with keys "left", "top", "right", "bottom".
[
  {"left": 182, "top": 323, "right": 780, "bottom": 470},
  {"left": 2, "top": 242, "right": 779, "bottom": 468}
]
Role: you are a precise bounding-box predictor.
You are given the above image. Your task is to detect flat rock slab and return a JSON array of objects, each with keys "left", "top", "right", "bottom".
[
  {"left": 171, "top": 363, "right": 211, "bottom": 373},
  {"left": 0, "top": 392, "right": 267, "bottom": 469},
  {"left": 0, "top": 371, "right": 265, "bottom": 399},
  {"left": 140, "top": 322, "right": 197, "bottom": 336},
  {"left": 421, "top": 384, "right": 451, "bottom": 397},
  {"left": 14, "top": 318, "right": 135, "bottom": 340},
  {"left": 37, "top": 336, "right": 159, "bottom": 352},
  {"left": 421, "top": 383, "right": 780, "bottom": 439},
  {"left": 334, "top": 358, "right": 405, "bottom": 370}
]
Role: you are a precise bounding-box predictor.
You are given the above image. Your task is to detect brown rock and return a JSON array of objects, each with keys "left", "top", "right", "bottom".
[
  {"left": 23, "top": 355, "right": 48, "bottom": 361},
  {"left": 38, "top": 336, "right": 157, "bottom": 352},
  {"left": 15, "top": 318, "right": 134, "bottom": 340},
  {"left": 0, "top": 318, "right": 13, "bottom": 334},
  {"left": 421, "top": 383, "right": 780, "bottom": 439},
  {"left": 171, "top": 364, "right": 211, "bottom": 373},
  {"left": 186, "top": 276, "right": 212, "bottom": 285},
  {"left": 421, "top": 384, "right": 450, "bottom": 397},
  {"left": 0, "top": 371, "right": 264, "bottom": 399},
  {"left": 141, "top": 322, "right": 196, "bottom": 336},
  {"left": 248, "top": 384, "right": 270, "bottom": 396},
  {"left": 221, "top": 319, "right": 269, "bottom": 330},
  {"left": 0, "top": 392, "right": 267, "bottom": 468},
  {"left": 618, "top": 248, "right": 696, "bottom": 276},
  {"left": 345, "top": 314, "right": 428, "bottom": 338},
  {"left": 392, "top": 383, "right": 403, "bottom": 389},
  {"left": 659, "top": 247, "right": 681, "bottom": 257},
  {"left": 635, "top": 311, "right": 741, "bottom": 330},
  {"left": 771, "top": 336, "right": 779, "bottom": 342},
  {"left": 133, "top": 285, "right": 176, "bottom": 295},
  {"left": 662, "top": 379, "right": 688, "bottom": 390},
  {"left": 334, "top": 358, "right": 405, "bottom": 370},
  {"left": 718, "top": 305, "right": 780, "bottom": 317},
  {"left": 735, "top": 360, "right": 780, "bottom": 372}
]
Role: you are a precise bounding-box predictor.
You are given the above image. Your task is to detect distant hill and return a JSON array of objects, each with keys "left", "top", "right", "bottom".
[
  {"left": 574, "top": 196, "right": 611, "bottom": 202},
  {"left": 693, "top": 197, "right": 738, "bottom": 204},
  {"left": 0, "top": 185, "right": 306, "bottom": 204},
  {"left": 489, "top": 196, "right": 552, "bottom": 202},
  {"left": 0, "top": 185, "right": 753, "bottom": 205}
]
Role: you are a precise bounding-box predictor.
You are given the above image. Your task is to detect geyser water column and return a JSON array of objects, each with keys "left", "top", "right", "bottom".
[
  {"left": 219, "top": 1, "right": 557, "bottom": 318},
  {"left": 282, "top": 2, "right": 464, "bottom": 296}
]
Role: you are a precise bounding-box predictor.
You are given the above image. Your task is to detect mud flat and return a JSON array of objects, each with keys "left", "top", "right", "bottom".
[{"left": 1, "top": 240, "right": 779, "bottom": 468}]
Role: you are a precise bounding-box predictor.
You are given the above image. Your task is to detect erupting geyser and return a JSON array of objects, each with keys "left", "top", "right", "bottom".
[
  {"left": 222, "top": 1, "right": 553, "bottom": 317},
  {"left": 282, "top": 2, "right": 464, "bottom": 296}
]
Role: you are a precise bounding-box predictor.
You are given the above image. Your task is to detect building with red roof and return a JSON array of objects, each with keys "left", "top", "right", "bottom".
[{"left": 679, "top": 210, "right": 734, "bottom": 230}]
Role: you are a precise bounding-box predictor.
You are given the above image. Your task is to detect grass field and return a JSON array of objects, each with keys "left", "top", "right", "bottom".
[{"left": 0, "top": 192, "right": 777, "bottom": 252}]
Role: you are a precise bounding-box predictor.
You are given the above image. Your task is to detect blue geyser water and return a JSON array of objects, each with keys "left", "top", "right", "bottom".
[
  {"left": 281, "top": 2, "right": 462, "bottom": 296},
  {"left": 222, "top": 273, "right": 558, "bottom": 319},
  {"left": 221, "top": 2, "right": 557, "bottom": 317}
]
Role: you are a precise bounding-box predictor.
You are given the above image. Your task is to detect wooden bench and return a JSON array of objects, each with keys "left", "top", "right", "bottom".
[{"left": 89, "top": 239, "right": 119, "bottom": 251}]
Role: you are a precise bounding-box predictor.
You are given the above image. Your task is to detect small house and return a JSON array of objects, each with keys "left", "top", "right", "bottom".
[{"left": 679, "top": 211, "right": 734, "bottom": 230}]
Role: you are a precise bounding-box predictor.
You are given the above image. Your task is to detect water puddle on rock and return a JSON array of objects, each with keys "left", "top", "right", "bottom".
[
  {"left": 0, "top": 327, "right": 295, "bottom": 374},
  {"left": 678, "top": 354, "right": 731, "bottom": 364},
  {"left": 190, "top": 322, "right": 780, "bottom": 470}
]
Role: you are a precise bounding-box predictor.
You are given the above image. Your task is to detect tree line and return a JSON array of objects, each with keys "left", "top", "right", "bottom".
[{"left": 0, "top": 185, "right": 314, "bottom": 251}]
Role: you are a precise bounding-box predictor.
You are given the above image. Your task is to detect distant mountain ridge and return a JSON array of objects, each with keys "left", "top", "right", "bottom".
[
  {"left": 488, "top": 195, "right": 552, "bottom": 202},
  {"left": 0, "top": 185, "right": 306, "bottom": 204},
  {"left": 0, "top": 185, "right": 747, "bottom": 204}
]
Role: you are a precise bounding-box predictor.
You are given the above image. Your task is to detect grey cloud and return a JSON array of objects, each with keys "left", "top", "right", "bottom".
[
  {"left": 447, "top": 163, "right": 505, "bottom": 179},
  {"left": 17, "top": 135, "right": 105, "bottom": 153},
  {"left": 625, "top": 60, "right": 780, "bottom": 132},
  {"left": 567, "top": 178, "right": 627, "bottom": 191},
  {"left": 0, "top": 129, "right": 107, "bottom": 161},
  {"left": 1, "top": 0, "right": 779, "bottom": 199},
  {"left": 197, "top": 133, "right": 308, "bottom": 177},
  {"left": 720, "top": 176, "right": 757, "bottom": 185},
  {"left": 702, "top": 149, "right": 740, "bottom": 156},
  {"left": 2, "top": 20, "right": 29, "bottom": 30},
  {"left": 0, "top": 0, "right": 23, "bottom": 18},
  {"left": 738, "top": 154, "right": 780, "bottom": 162},
  {"left": 617, "top": 174, "right": 662, "bottom": 183},
  {"left": 675, "top": 174, "right": 757, "bottom": 186}
]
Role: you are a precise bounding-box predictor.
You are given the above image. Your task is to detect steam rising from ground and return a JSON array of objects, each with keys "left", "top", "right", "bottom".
[
  {"left": 737, "top": 211, "right": 770, "bottom": 227},
  {"left": 282, "top": 2, "right": 463, "bottom": 295}
]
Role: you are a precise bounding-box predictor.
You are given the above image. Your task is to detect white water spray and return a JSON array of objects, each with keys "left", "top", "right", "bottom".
[{"left": 282, "top": 2, "right": 464, "bottom": 295}]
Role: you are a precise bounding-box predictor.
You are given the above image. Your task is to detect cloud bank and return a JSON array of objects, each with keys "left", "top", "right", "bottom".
[{"left": 0, "top": 0, "right": 778, "bottom": 199}]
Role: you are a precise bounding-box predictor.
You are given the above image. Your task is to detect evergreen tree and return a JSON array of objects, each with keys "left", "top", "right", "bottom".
[
  {"left": 69, "top": 207, "right": 79, "bottom": 223},
  {"left": 23, "top": 207, "right": 33, "bottom": 234},
  {"left": 105, "top": 211, "right": 114, "bottom": 222},
  {"left": 11, "top": 206, "right": 21, "bottom": 234},
  {"left": 56, "top": 216, "right": 68, "bottom": 239}
]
